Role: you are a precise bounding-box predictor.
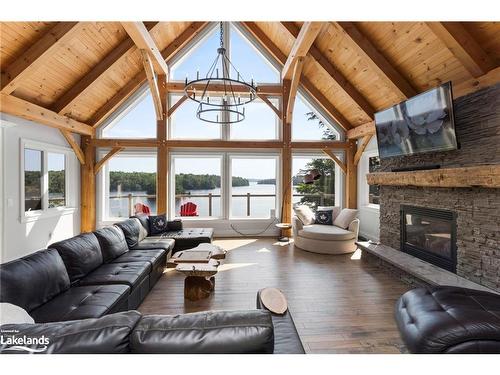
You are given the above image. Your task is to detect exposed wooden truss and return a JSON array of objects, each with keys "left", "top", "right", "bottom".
[
  {"left": 347, "top": 121, "right": 375, "bottom": 139},
  {"left": 89, "top": 22, "right": 209, "bottom": 128},
  {"left": 286, "top": 56, "right": 305, "bottom": 122},
  {"left": 1, "top": 22, "right": 80, "bottom": 94},
  {"left": 426, "top": 22, "right": 496, "bottom": 78},
  {"left": 94, "top": 147, "right": 123, "bottom": 174},
  {"left": 0, "top": 93, "right": 94, "bottom": 136},
  {"left": 51, "top": 22, "right": 159, "bottom": 116},
  {"left": 80, "top": 136, "right": 95, "bottom": 232},
  {"left": 141, "top": 50, "right": 164, "bottom": 120},
  {"left": 240, "top": 22, "right": 352, "bottom": 131},
  {"left": 282, "top": 22, "right": 323, "bottom": 80},
  {"left": 170, "top": 82, "right": 282, "bottom": 96},
  {"left": 60, "top": 130, "right": 85, "bottom": 164},
  {"left": 257, "top": 93, "right": 281, "bottom": 118},
  {"left": 121, "top": 22, "right": 169, "bottom": 75},
  {"left": 346, "top": 139, "right": 357, "bottom": 208},
  {"left": 335, "top": 22, "right": 417, "bottom": 100},
  {"left": 157, "top": 74, "right": 168, "bottom": 214},
  {"left": 322, "top": 149, "right": 347, "bottom": 174},
  {"left": 354, "top": 134, "right": 373, "bottom": 166},
  {"left": 167, "top": 95, "right": 188, "bottom": 117},
  {"left": 281, "top": 22, "right": 375, "bottom": 119}
]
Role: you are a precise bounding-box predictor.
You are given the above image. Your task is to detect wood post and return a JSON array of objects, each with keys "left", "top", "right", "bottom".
[
  {"left": 80, "top": 135, "right": 96, "bottom": 232},
  {"left": 281, "top": 80, "right": 292, "bottom": 236},
  {"left": 157, "top": 75, "right": 168, "bottom": 214},
  {"left": 346, "top": 139, "right": 357, "bottom": 209}
]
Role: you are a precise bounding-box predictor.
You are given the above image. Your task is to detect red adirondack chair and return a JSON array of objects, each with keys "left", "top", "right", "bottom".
[
  {"left": 180, "top": 202, "right": 198, "bottom": 216},
  {"left": 134, "top": 202, "right": 151, "bottom": 215}
]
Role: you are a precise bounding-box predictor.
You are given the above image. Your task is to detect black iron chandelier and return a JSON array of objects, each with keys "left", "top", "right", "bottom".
[{"left": 183, "top": 22, "right": 257, "bottom": 124}]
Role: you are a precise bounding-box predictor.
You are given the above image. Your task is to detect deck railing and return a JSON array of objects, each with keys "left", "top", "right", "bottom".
[{"left": 109, "top": 192, "right": 334, "bottom": 217}]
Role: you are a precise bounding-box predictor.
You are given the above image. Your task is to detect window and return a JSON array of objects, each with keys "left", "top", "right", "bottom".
[
  {"left": 106, "top": 155, "right": 157, "bottom": 219},
  {"left": 170, "top": 94, "right": 221, "bottom": 139},
  {"left": 229, "top": 98, "right": 279, "bottom": 140},
  {"left": 102, "top": 89, "right": 156, "bottom": 139},
  {"left": 24, "top": 148, "right": 43, "bottom": 212},
  {"left": 292, "top": 155, "right": 338, "bottom": 209},
  {"left": 368, "top": 156, "right": 381, "bottom": 205},
  {"left": 22, "top": 141, "right": 73, "bottom": 218},
  {"left": 292, "top": 93, "right": 340, "bottom": 141},
  {"left": 230, "top": 157, "right": 277, "bottom": 218},
  {"left": 48, "top": 152, "right": 66, "bottom": 208},
  {"left": 171, "top": 155, "right": 222, "bottom": 218}
]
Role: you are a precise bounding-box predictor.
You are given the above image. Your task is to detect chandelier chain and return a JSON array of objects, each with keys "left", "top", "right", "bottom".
[{"left": 219, "top": 22, "right": 224, "bottom": 49}]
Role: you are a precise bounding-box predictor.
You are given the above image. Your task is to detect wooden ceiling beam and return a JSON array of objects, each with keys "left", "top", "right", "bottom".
[
  {"left": 354, "top": 134, "right": 373, "bottom": 166},
  {"left": 335, "top": 22, "right": 418, "bottom": 100},
  {"left": 347, "top": 120, "right": 375, "bottom": 139},
  {"left": 285, "top": 57, "right": 305, "bottom": 122},
  {"left": 240, "top": 22, "right": 352, "bottom": 132},
  {"left": 426, "top": 22, "right": 496, "bottom": 78},
  {"left": 1, "top": 22, "right": 80, "bottom": 94},
  {"left": 170, "top": 81, "right": 282, "bottom": 96},
  {"left": 89, "top": 22, "right": 210, "bottom": 128},
  {"left": 0, "top": 93, "right": 94, "bottom": 136},
  {"left": 51, "top": 22, "right": 159, "bottom": 115},
  {"left": 141, "top": 50, "right": 163, "bottom": 120},
  {"left": 282, "top": 22, "right": 323, "bottom": 80},
  {"left": 121, "top": 22, "right": 169, "bottom": 75},
  {"left": 167, "top": 95, "right": 188, "bottom": 117},
  {"left": 281, "top": 22, "right": 375, "bottom": 119},
  {"left": 257, "top": 93, "right": 281, "bottom": 118},
  {"left": 322, "top": 149, "right": 347, "bottom": 174},
  {"left": 60, "top": 130, "right": 85, "bottom": 164}
]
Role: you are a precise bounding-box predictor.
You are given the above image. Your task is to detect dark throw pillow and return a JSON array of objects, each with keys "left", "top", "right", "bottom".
[
  {"left": 315, "top": 209, "right": 333, "bottom": 225},
  {"left": 149, "top": 214, "right": 168, "bottom": 235}
]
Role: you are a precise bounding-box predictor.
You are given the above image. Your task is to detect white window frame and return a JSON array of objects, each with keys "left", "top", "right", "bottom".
[
  {"left": 291, "top": 150, "right": 345, "bottom": 209},
  {"left": 228, "top": 154, "right": 279, "bottom": 219},
  {"left": 20, "top": 139, "right": 76, "bottom": 223},
  {"left": 358, "top": 149, "right": 380, "bottom": 211},
  {"left": 98, "top": 149, "right": 158, "bottom": 223}
]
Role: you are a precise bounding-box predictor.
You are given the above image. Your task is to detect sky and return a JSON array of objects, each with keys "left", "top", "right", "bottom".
[
  {"left": 102, "top": 23, "right": 338, "bottom": 178},
  {"left": 25, "top": 149, "right": 66, "bottom": 171}
]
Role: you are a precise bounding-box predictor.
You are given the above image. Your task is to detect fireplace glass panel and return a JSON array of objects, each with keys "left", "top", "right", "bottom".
[{"left": 404, "top": 213, "right": 452, "bottom": 259}]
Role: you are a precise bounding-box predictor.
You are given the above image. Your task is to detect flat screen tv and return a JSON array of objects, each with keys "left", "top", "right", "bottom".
[{"left": 375, "top": 82, "right": 457, "bottom": 159}]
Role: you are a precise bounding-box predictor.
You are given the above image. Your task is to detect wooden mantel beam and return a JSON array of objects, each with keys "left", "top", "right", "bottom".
[
  {"left": 335, "top": 22, "right": 417, "bottom": 100},
  {"left": 240, "top": 22, "right": 352, "bottom": 132},
  {"left": 51, "top": 22, "right": 159, "bottom": 115},
  {"left": 282, "top": 22, "right": 323, "bottom": 80},
  {"left": 426, "top": 22, "right": 496, "bottom": 78},
  {"left": 90, "top": 22, "right": 209, "bottom": 128},
  {"left": 0, "top": 93, "right": 94, "bottom": 136},
  {"left": 1, "top": 22, "right": 80, "bottom": 95},
  {"left": 281, "top": 22, "right": 375, "bottom": 119},
  {"left": 121, "top": 22, "right": 169, "bottom": 75}
]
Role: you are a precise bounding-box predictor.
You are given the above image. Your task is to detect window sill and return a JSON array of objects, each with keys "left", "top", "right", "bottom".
[
  {"left": 360, "top": 204, "right": 380, "bottom": 213},
  {"left": 21, "top": 207, "right": 77, "bottom": 223}
]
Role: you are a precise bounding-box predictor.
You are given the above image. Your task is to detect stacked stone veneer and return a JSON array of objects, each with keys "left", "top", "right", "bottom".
[{"left": 378, "top": 84, "right": 500, "bottom": 292}]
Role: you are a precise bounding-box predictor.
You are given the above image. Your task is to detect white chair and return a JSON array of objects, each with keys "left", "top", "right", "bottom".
[{"left": 292, "top": 215, "right": 360, "bottom": 255}]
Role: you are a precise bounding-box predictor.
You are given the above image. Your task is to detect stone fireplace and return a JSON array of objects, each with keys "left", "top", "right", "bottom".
[
  {"left": 400, "top": 205, "right": 457, "bottom": 273},
  {"left": 375, "top": 84, "right": 500, "bottom": 292}
]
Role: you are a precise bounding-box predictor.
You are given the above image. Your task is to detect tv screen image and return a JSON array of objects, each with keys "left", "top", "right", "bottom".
[{"left": 375, "top": 82, "right": 457, "bottom": 159}]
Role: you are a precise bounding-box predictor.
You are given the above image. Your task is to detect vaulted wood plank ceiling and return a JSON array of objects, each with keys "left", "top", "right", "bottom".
[{"left": 1, "top": 21, "right": 499, "bottom": 132}]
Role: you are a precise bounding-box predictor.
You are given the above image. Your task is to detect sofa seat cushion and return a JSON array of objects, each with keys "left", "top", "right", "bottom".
[
  {"left": 111, "top": 249, "right": 168, "bottom": 268},
  {"left": 30, "top": 284, "right": 130, "bottom": 323},
  {"left": 78, "top": 262, "right": 151, "bottom": 289},
  {"left": 132, "top": 238, "right": 175, "bottom": 252},
  {"left": 299, "top": 224, "right": 355, "bottom": 241},
  {"left": 395, "top": 286, "right": 500, "bottom": 354}
]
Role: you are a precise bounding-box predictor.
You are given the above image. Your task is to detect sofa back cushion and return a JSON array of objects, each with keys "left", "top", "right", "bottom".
[
  {"left": 114, "top": 218, "right": 142, "bottom": 248},
  {"left": 131, "top": 215, "right": 150, "bottom": 237},
  {"left": 293, "top": 205, "right": 315, "bottom": 225},
  {"left": 0, "top": 249, "right": 70, "bottom": 312},
  {"left": 94, "top": 226, "right": 129, "bottom": 263},
  {"left": 333, "top": 208, "right": 358, "bottom": 229},
  {"left": 49, "top": 233, "right": 103, "bottom": 284}
]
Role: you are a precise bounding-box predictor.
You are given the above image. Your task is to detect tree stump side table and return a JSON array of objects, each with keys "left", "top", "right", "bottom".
[{"left": 175, "top": 259, "right": 220, "bottom": 301}]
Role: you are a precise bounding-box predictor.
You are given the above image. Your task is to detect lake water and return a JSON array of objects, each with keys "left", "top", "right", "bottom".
[{"left": 109, "top": 181, "right": 313, "bottom": 218}]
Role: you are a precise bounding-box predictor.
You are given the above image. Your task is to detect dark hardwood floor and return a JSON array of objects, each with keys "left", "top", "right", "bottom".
[{"left": 138, "top": 238, "right": 411, "bottom": 354}]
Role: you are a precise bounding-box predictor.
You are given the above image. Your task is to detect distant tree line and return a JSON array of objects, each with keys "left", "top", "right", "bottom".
[
  {"left": 105, "top": 171, "right": 248, "bottom": 195},
  {"left": 25, "top": 170, "right": 65, "bottom": 195}
]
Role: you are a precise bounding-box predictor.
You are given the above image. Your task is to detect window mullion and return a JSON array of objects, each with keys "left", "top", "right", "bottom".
[{"left": 42, "top": 150, "right": 49, "bottom": 211}]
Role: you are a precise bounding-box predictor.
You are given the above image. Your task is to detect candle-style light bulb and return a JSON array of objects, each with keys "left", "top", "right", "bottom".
[{"left": 197, "top": 68, "right": 199, "bottom": 80}]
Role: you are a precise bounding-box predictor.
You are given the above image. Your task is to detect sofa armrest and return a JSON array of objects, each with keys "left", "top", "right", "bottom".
[
  {"left": 348, "top": 218, "right": 360, "bottom": 241},
  {"left": 167, "top": 219, "right": 182, "bottom": 231},
  {"left": 292, "top": 215, "right": 303, "bottom": 237},
  {"left": 130, "top": 310, "right": 274, "bottom": 354}
]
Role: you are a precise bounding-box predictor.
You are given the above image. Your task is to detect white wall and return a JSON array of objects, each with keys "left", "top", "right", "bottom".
[
  {"left": 357, "top": 136, "right": 380, "bottom": 241},
  {"left": 0, "top": 113, "right": 81, "bottom": 263}
]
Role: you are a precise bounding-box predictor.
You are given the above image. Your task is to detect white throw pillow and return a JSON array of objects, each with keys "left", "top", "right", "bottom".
[
  {"left": 293, "top": 205, "right": 315, "bottom": 225},
  {"left": 0, "top": 303, "right": 35, "bottom": 325},
  {"left": 333, "top": 208, "right": 358, "bottom": 229},
  {"left": 317, "top": 206, "right": 341, "bottom": 221}
]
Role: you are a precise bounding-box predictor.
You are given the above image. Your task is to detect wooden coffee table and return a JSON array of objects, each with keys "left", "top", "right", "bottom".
[
  {"left": 176, "top": 259, "right": 220, "bottom": 301},
  {"left": 167, "top": 243, "right": 226, "bottom": 268}
]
